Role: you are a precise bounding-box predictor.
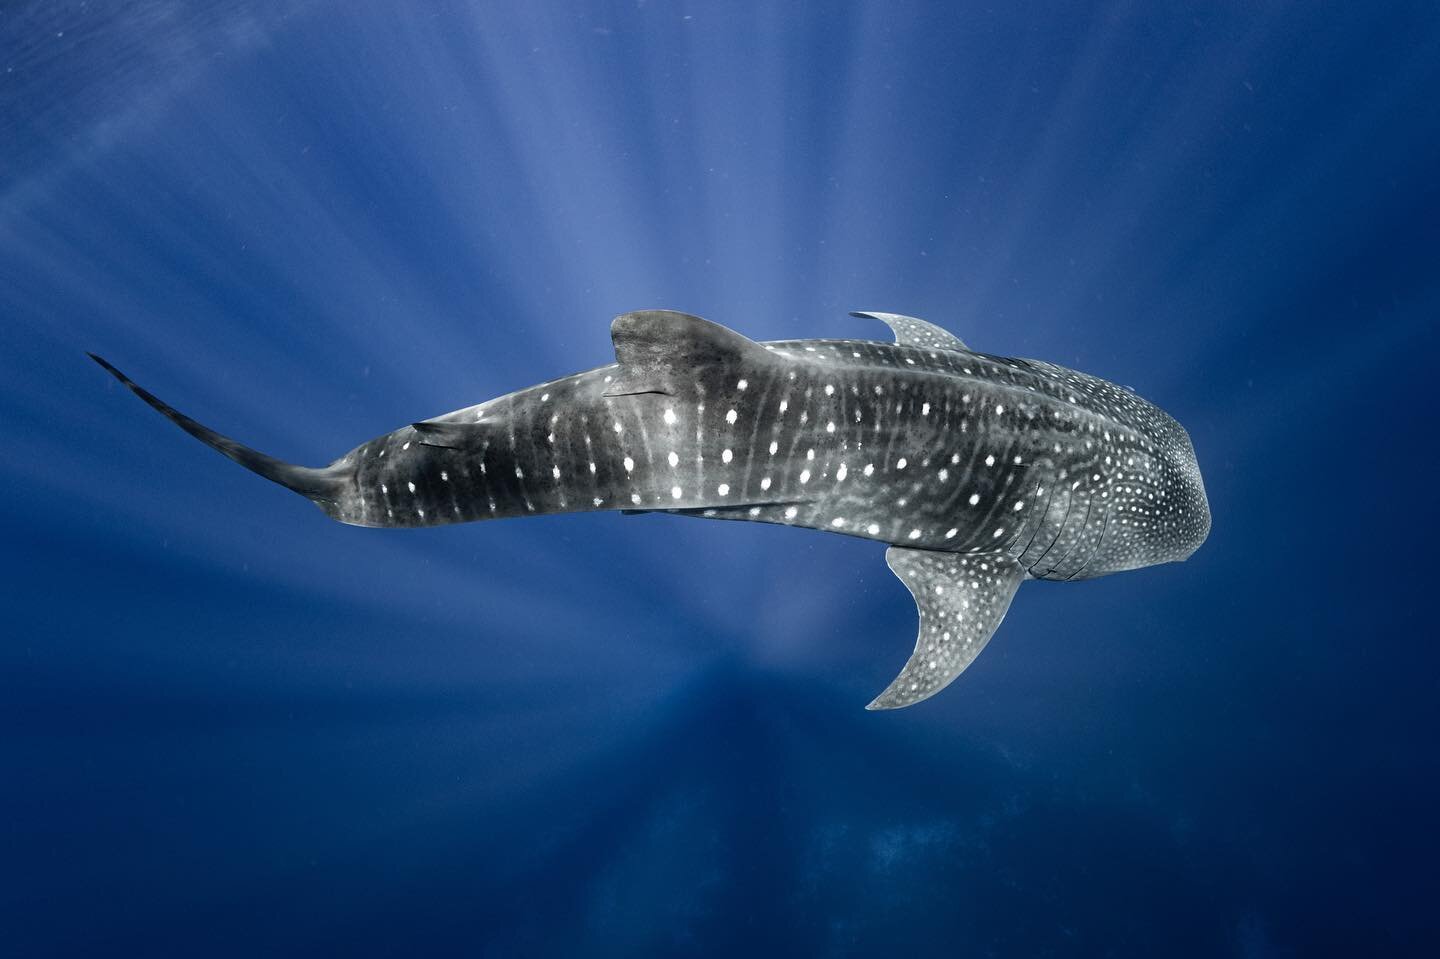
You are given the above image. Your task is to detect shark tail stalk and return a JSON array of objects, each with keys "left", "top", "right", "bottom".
[{"left": 87, "top": 354, "right": 352, "bottom": 516}]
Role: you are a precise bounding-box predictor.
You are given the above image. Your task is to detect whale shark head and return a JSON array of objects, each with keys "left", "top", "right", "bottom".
[
  {"left": 1127, "top": 412, "right": 1210, "bottom": 569},
  {"left": 1169, "top": 425, "right": 1211, "bottom": 561}
]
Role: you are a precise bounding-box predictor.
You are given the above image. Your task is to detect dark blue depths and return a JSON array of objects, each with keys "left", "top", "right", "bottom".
[{"left": 2, "top": 2, "right": 1437, "bottom": 955}]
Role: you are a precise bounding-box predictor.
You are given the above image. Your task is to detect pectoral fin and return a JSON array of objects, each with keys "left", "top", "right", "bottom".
[
  {"left": 867, "top": 547, "right": 1024, "bottom": 710},
  {"left": 850, "top": 311, "right": 970, "bottom": 352}
]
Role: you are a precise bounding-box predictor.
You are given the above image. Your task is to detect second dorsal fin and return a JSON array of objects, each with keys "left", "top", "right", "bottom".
[
  {"left": 605, "top": 310, "right": 779, "bottom": 397},
  {"left": 410, "top": 420, "right": 491, "bottom": 449}
]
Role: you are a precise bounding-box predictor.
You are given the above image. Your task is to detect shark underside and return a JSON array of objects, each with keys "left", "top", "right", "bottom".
[{"left": 91, "top": 310, "right": 1210, "bottom": 709}]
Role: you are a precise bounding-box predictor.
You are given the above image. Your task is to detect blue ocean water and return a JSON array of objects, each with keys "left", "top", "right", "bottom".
[{"left": 2, "top": 2, "right": 1437, "bottom": 955}]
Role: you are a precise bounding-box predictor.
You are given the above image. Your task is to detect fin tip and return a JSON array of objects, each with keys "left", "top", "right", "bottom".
[{"left": 88, "top": 352, "right": 124, "bottom": 379}]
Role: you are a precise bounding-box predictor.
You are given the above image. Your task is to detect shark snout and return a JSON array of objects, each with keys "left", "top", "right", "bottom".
[{"left": 1177, "top": 455, "right": 1211, "bottom": 560}]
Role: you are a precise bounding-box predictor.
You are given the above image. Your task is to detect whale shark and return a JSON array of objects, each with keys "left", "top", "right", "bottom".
[{"left": 90, "top": 310, "right": 1210, "bottom": 709}]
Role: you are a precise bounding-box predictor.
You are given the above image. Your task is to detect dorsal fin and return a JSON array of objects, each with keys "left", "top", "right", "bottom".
[
  {"left": 850, "top": 311, "right": 969, "bottom": 352},
  {"left": 605, "top": 310, "right": 778, "bottom": 397}
]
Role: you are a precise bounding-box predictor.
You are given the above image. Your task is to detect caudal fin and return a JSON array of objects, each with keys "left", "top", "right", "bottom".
[{"left": 88, "top": 353, "right": 348, "bottom": 508}]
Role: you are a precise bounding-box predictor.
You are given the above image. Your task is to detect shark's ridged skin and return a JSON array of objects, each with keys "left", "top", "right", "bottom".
[{"left": 92, "top": 310, "right": 1210, "bottom": 709}]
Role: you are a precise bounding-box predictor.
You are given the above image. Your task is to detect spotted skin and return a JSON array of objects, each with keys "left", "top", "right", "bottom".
[
  {"left": 873, "top": 547, "right": 1023, "bottom": 709},
  {"left": 91, "top": 310, "right": 1210, "bottom": 709}
]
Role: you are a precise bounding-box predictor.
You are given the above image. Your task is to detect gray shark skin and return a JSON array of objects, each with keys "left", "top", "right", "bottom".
[{"left": 90, "top": 310, "right": 1210, "bottom": 709}]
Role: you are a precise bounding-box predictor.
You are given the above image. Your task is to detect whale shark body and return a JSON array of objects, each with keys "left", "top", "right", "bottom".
[{"left": 92, "top": 310, "right": 1210, "bottom": 709}]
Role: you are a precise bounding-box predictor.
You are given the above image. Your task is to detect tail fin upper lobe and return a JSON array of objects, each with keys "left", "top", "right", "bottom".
[{"left": 89, "top": 353, "right": 348, "bottom": 508}]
